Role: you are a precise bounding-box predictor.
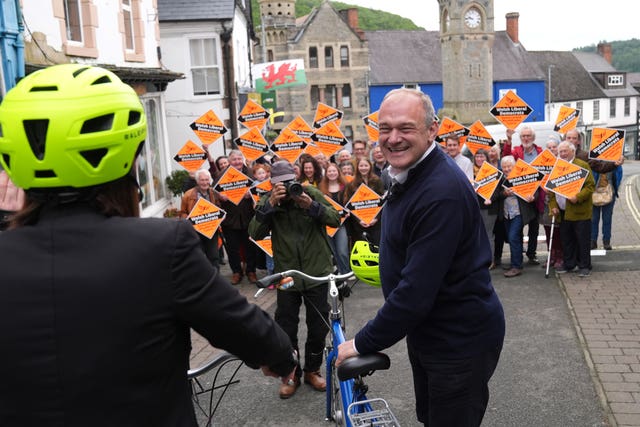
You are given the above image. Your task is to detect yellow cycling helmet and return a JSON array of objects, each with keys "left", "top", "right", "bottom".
[
  {"left": 349, "top": 240, "right": 381, "bottom": 287},
  {"left": 0, "top": 64, "right": 146, "bottom": 190}
]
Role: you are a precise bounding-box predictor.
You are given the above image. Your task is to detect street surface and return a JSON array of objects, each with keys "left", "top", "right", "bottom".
[{"left": 191, "top": 160, "right": 640, "bottom": 426}]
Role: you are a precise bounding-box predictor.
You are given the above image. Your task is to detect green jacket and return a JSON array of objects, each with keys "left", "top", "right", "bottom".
[
  {"left": 549, "top": 157, "right": 595, "bottom": 221},
  {"left": 248, "top": 185, "right": 340, "bottom": 290}
]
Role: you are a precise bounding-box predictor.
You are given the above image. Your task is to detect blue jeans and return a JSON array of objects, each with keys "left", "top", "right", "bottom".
[
  {"left": 504, "top": 215, "right": 523, "bottom": 269},
  {"left": 591, "top": 200, "right": 615, "bottom": 242},
  {"left": 328, "top": 226, "right": 350, "bottom": 274}
]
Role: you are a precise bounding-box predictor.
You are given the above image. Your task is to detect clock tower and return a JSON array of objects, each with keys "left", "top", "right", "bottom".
[{"left": 438, "top": 0, "right": 495, "bottom": 125}]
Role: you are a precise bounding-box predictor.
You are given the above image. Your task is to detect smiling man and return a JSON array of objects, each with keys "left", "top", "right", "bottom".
[{"left": 337, "top": 88, "right": 505, "bottom": 427}]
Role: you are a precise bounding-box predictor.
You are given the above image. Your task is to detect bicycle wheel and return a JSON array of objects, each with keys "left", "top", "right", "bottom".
[{"left": 329, "top": 359, "right": 347, "bottom": 427}]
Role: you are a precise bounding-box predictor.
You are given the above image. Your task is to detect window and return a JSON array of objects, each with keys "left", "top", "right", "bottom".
[
  {"left": 593, "top": 100, "right": 600, "bottom": 120},
  {"left": 137, "top": 97, "right": 169, "bottom": 214},
  {"left": 343, "top": 125, "right": 353, "bottom": 140},
  {"left": 63, "top": 0, "right": 82, "bottom": 42},
  {"left": 624, "top": 97, "right": 630, "bottom": 116},
  {"left": 576, "top": 101, "right": 583, "bottom": 113},
  {"left": 309, "top": 47, "right": 318, "bottom": 68},
  {"left": 310, "top": 85, "right": 320, "bottom": 107},
  {"left": 608, "top": 74, "right": 624, "bottom": 86},
  {"left": 267, "top": 49, "right": 274, "bottom": 62},
  {"left": 189, "top": 38, "right": 221, "bottom": 96},
  {"left": 122, "top": 0, "right": 134, "bottom": 50},
  {"left": 610, "top": 98, "right": 616, "bottom": 118},
  {"left": 340, "top": 46, "right": 349, "bottom": 67},
  {"left": 324, "top": 85, "right": 337, "bottom": 107},
  {"left": 325, "top": 46, "right": 334, "bottom": 68},
  {"left": 341, "top": 84, "right": 351, "bottom": 108}
]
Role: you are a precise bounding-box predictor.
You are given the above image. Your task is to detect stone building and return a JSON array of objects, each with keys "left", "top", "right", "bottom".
[{"left": 257, "top": 0, "right": 370, "bottom": 142}]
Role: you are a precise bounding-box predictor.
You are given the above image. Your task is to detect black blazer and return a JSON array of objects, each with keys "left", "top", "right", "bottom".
[{"left": 0, "top": 204, "right": 293, "bottom": 427}]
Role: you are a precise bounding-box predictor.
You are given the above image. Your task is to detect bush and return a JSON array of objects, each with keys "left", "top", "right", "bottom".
[{"left": 165, "top": 170, "right": 190, "bottom": 197}]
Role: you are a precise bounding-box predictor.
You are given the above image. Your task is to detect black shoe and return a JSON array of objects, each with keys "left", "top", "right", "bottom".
[
  {"left": 527, "top": 256, "right": 540, "bottom": 266},
  {"left": 603, "top": 241, "right": 612, "bottom": 250}
]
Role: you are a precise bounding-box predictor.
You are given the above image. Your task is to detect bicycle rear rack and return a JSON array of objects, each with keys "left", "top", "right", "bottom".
[{"left": 347, "top": 397, "right": 400, "bottom": 426}]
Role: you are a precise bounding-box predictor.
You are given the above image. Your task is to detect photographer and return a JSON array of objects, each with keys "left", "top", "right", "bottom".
[{"left": 249, "top": 160, "right": 340, "bottom": 399}]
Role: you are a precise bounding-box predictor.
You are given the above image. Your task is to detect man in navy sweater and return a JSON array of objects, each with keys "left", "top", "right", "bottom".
[{"left": 337, "top": 88, "right": 505, "bottom": 426}]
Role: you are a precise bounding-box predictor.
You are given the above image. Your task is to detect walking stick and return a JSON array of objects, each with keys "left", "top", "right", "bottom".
[{"left": 545, "top": 214, "right": 556, "bottom": 279}]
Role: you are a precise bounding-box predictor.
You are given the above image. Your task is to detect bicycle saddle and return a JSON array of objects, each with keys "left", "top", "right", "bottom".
[{"left": 337, "top": 353, "right": 390, "bottom": 381}]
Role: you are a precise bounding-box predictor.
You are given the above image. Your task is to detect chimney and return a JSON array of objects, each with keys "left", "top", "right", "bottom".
[
  {"left": 597, "top": 42, "right": 613, "bottom": 64},
  {"left": 505, "top": 12, "right": 519, "bottom": 44},
  {"left": 340, "top": 7, "right": 365, "bottom": 40}
]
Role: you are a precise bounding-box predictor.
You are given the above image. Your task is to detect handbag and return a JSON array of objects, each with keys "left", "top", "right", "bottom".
[{"left": 592, "top": 174, "right": 613, "bottom": 206}]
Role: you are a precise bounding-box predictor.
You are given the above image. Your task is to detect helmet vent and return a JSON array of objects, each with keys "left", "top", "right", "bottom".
[
  {"left": 23, "top": 119, "right": 49, "bottom": 160},
  {"left": 72, "top": 67, "right": 91, "bottom": 78},
  {"left": 2, "top": 154, "right": 10, "bottom": 170},
  {"left": 30, "top": 85, "right": 58, "bottom": 92},
  {"left": 91, "top": 75, "right": 112, "bottom": 85},
  {"left": 128, "top": 111, "right": 141, "bottom": 126},
  {"left": 81, "top": 114, "right": 114, "bottom": 134},
  {"left": 35, "top": 170, "right": 56, "bottom": 178},
  {"left": 80, "top": 148, "right": 108, "bottom": 168}
]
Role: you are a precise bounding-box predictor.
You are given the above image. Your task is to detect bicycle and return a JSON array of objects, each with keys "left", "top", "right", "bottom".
[
  {"left": 256, "top": 270, "right": 400, "bottom": 427},
  {"left": 187, "top": 351, "right": 244, "bottom": 427}
]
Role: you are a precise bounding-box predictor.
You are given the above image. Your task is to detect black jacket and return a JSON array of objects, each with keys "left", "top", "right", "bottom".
[{"left": 0, "top": 204, "right": 294, "bottom": 427}]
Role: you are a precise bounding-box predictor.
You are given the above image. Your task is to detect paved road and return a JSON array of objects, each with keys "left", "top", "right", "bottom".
[{"left": 190, "top": 161, "right": 640, "bottom": 426}]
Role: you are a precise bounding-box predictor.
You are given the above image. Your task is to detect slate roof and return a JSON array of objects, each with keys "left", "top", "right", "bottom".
[
  {"left": 366, "top": 30, "right": 441, "bottom": 85},
  {"left": 366, "top": 29, "right": 637, "bottom": 102},
  {"left": 365, "top": 30, "right": 542, "bottom": 85},
  {"left": 158, "top": 0, "right": 235, "bottom": 22}
]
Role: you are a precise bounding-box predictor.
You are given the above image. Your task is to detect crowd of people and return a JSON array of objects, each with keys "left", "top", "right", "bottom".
[
  {"left": 443, "top": 125, "right": 625, "bottom": 279},
  {"left": 0, "top": 65, "right": 627, "bottom": 426}
]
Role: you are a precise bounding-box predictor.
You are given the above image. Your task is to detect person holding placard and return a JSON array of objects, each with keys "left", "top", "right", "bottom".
[
  {"left": 591, "top": 165, "right": 623, "bottom": 250},
  {"left": 497, "top": 156, "right": 537, "bottom": 278},
  {"left": 549, "top": 142, "right": 595, "bottom": 277},
  {"left": 445, "top": 135, "right": 473, "bottom": 180}
]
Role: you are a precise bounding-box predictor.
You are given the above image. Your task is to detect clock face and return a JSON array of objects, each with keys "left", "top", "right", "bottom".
[{"left": 464, "top": 7, "right": 482, "bottom": 29}]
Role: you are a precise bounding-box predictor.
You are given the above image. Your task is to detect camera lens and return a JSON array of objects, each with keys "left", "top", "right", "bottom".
[{"left": 287, "top": 182, "right": 303, "bottom": 197}]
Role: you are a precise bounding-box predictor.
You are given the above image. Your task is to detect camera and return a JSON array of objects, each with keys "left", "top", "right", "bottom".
[{"left": 282, "top": 180, "right": 303, "bottom": 197}]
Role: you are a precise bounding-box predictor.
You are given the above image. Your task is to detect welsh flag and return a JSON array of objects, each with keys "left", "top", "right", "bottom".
[{"left": 253, "top": 59, "right": 307, "bottom": 93}]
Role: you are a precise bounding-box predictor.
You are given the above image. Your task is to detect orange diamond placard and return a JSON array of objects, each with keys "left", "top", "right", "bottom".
[
  {"left": 310, "top": 121, "right": 348, "bottom": 158},
  {"left": 271, "top": 127, "right": 307, "bottom": 163},
  {"left": 473, "top": 162, "right": 503, "bottom": 202},
  {"left": 503, "top": 158, "right": 544, "bottom": 201},
  {"left": 363, "top": 111, "right": 379, "bottom": 142},
  {"left": 173, "top": 140, "right": 208, "bottom": 172},
  {"left": 324, "top": 195, "right": 348, "bottom": 238},
  {"left": 213, "top": 166, "right": 253, "bottom": 205},
  {"left": 313, "top": 102, "right": 343, "bottom": 129},
  {"left": 490, "top": 90, "right": 533, "bottom": 130},
  {"left": 286, "top": 115, "right": 314, "bottom": 143},
  {"left": 187, "top": 198, "right": 226, "bottom": 239},
  {"left": 304, "top": 142, "right": 322, "bottom": 157},
  {"left": 588, "top": 127, "right": 625, "bottom": 162},
  {"left": 234, "top": 127, "right": 269, "bottom": 162},
  {"left": 190, "top": 110, "right": 227, "bottom": 145},
  {"left": 554, "top": 106, "right": 581, "bottom": 134},
  {"left": 530, "top": 149, "right": 557, "bottom": 188},
  {"left": 544, "top": 158, "right": 589, "bottom": 199},
  {"left": 238, "top": 99, "right": 270, "bottom": 131},
  {"left": 436, "top": 117, "right": 469, "bottom": 147},
  {"left": 250, "top": 180, "right": 273, "bottom": 204},
  {"left": 465, "top": 120, "right": 496, "bottom": 155},
  {"left": 251, "top": 235, "right": 273, "bottom": 257},
  {"left": 344, "top": 184, "right": 383, "bottom": 226}
]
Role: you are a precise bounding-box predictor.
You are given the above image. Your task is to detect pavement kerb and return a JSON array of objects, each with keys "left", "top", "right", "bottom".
[{"left": 556, "top": 273, "right": 617, "bottom": 427}]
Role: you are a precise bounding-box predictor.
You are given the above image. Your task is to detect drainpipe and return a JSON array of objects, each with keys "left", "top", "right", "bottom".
[{"left": 220, "top": 21, "right": 237, "bottom": 146}]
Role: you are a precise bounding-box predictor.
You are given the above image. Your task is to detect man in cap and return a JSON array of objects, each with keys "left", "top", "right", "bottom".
[{"left": 249, "top": 160, "right": 340, "bottom": 399}]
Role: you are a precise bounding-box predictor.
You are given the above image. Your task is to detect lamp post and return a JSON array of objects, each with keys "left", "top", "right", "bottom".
[{"left": 547, "top": 65, "right": 555, "bottom": 121}]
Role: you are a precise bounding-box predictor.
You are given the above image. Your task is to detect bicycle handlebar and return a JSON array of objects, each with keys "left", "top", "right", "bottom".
[
  {"left": 256, "top": 270, "right": 354, "bottom": 288},
  {"left": 254, "top": 270, "right": 355, "bottom": 298}
]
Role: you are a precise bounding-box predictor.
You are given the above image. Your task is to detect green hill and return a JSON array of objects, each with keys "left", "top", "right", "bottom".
[{"left": 251, "top": 0, "right": 421, "bottom": 31}]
